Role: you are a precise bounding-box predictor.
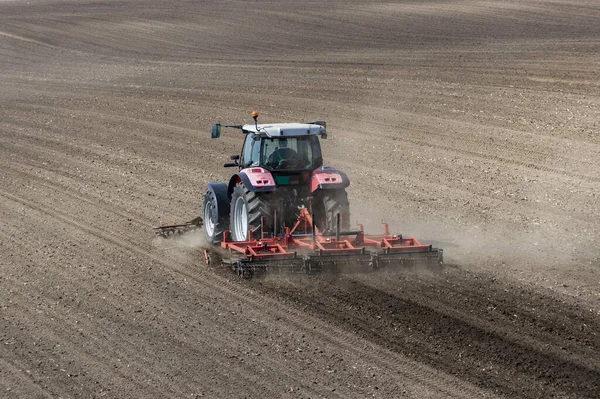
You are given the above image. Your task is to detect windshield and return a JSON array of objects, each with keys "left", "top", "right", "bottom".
[{"left": 261, "top": 135, "right": 322, "bottom": 170}]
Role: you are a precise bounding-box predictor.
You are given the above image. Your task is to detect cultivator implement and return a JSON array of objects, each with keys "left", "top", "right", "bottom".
[
  {"left": 221, "top": 208, "right": 443, "bottom": 277},
  {"left": 154, "top": 209, "right": 442, "bottom": 277}
]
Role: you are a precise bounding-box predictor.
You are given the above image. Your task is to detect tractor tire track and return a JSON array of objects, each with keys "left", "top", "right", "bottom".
[
  {"left": 0, "top": 182, "right": 494, "bottom": 399},
  {"left": 253, "top": 273, "right": 600, "bottom": 399},
  {"left": 2, "top": 1, "right": 599, "bottom": 397},
  {"left": 0, "top": 189, "right": 325, "bottom": 398}
]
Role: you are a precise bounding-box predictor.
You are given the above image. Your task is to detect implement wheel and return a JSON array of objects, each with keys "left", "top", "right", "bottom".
[{"left": 230, "top": 183, "right": 273, "bottom": 241}]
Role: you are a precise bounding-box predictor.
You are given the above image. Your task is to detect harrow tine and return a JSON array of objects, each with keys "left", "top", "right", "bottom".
[
  {"left": 232, "top": 258, "right": 308, "bottom": 277},
  {"left": 224, "top": 248, "right": 443, "bottom": 277},
  {"left": 305, "top": 253, "right": 376, "bottom": 274},
  {"left": 373, "top": 249, "right": 444, "bottom": 271},
  {"left": 153, "top": 216, "right": 204, "bottom": 238}
]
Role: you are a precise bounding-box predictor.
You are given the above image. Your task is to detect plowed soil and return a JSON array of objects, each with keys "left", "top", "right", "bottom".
[{"left": 1, "top": 0, "right": 598, "bottom": 398}]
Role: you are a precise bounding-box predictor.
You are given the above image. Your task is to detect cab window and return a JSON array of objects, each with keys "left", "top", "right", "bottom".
[
  {"left": 241, "top": 133, "right": 255, "bottom": 166},
  {"left": 250, "top": 137, "right": 261, "bottom": 166},
  {"left": 261, "top": 135, "right": 322, "bottom": 170}
]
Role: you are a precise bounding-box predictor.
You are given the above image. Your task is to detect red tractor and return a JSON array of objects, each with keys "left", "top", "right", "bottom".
[{"left": 204, "top": 112, "right": 350, "bottom": 245}]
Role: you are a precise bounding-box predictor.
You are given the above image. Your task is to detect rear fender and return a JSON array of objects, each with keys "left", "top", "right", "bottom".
[
  {"left": 228, "top": 168, "right": 276, "bottom": 197},
  {"left": 206, "top": 182, "right": 230, "bottom": 220},
  {"left": 310, "top": 166, "right": 350, "bottom": 193}
]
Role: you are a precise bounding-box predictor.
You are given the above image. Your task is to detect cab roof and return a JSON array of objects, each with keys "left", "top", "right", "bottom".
[{"left": 242, "top": 123, "right": 325, "bottom": 138}]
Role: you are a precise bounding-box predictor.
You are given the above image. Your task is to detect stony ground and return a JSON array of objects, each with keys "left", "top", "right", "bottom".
[{"left": 1, "top": 0, "right": 598, "bottom": 397}]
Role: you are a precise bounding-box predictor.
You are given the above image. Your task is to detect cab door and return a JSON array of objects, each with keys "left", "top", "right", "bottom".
[{"left": 240, "top": 133, "right": 255, "bottom": 168}]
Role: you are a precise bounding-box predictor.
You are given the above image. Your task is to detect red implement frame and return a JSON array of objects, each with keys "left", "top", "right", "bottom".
[{"left": 220, "top": 207, "right": 434, "bottom": 261}]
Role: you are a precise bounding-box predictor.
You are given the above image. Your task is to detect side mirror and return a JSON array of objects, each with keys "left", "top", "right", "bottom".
[
  {"left": 211, "top": 123, "right": 222, "bottom": 138},
  {"left": 321, "top": 132, "right": 327, "bottom": 139},
  {"left": 230, "top": 154, "right": 240, "bottom": 160}
]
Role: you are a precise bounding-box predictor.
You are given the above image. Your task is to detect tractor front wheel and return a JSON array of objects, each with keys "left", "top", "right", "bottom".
[
  {"left": 203, "top": 190, "right": 227, "bottom": 244},
  {"left": 230, "top": 183, "right": 273, "bottom": 241}
]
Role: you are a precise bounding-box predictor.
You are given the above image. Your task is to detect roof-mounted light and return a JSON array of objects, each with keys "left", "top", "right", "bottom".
[{"left": 310, "top": 120, "right": 327, "bottom": 138}]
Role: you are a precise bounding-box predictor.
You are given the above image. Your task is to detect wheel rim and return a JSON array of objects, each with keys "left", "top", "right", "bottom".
[
  {"left": 233, "top": 197, "right": 248, "bottom": 241},
  {"left": 204, "top": 198, "right": 215, "bottom": 237}
]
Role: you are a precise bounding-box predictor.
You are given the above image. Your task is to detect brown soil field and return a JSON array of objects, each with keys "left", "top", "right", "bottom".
[{"left": 1, "top": 0, "right": 599, "bottom": 397}]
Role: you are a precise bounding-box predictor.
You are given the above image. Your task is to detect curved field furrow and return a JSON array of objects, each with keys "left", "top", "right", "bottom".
[
  {"left": 248, "top": 272, "right": 599, "bottom": 398},
  {"left": 0, "top": 169, "right": 492, "bottom": 397},
  {"left": 1, "top": 0, "right": 599, "bottom": 398}
]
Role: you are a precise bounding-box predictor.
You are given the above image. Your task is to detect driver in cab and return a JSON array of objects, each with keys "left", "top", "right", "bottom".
[{"left": 266, "top": 138, "right": 300, "bottom": 170}]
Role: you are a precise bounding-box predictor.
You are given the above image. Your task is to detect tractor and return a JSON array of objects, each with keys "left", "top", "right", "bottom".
[{"left": 204, "top": 111, "right": 350, "bottom": 245}]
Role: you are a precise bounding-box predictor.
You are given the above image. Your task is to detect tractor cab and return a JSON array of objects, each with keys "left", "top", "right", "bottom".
[
  {"left": 212, "top": 113, "right": 327, "bottom": 172},
  {"left": 241, "top": 130, "right": 324, "bottom": 171}
]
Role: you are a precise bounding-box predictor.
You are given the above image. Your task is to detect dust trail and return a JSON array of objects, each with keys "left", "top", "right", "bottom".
[
  {"left": 171, "top": 229, "right": 208, "bottom": 248},
  {"left": 152, "top": 228, "right": 231, "bottom": 268},
  {"left": 151, "top": 229, "right": 208, "bottom": 265},
  {"left": 349, "top": 201, "right": 578, "bottom": 270}
]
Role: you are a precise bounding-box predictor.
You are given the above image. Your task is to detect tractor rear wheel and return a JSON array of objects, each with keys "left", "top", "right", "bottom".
[
  {"left": 230, "top": 183, "right": 273, "bottom": 241},
  {"left": 320, "top": 190, "right": 351, "bottom": 231}
]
